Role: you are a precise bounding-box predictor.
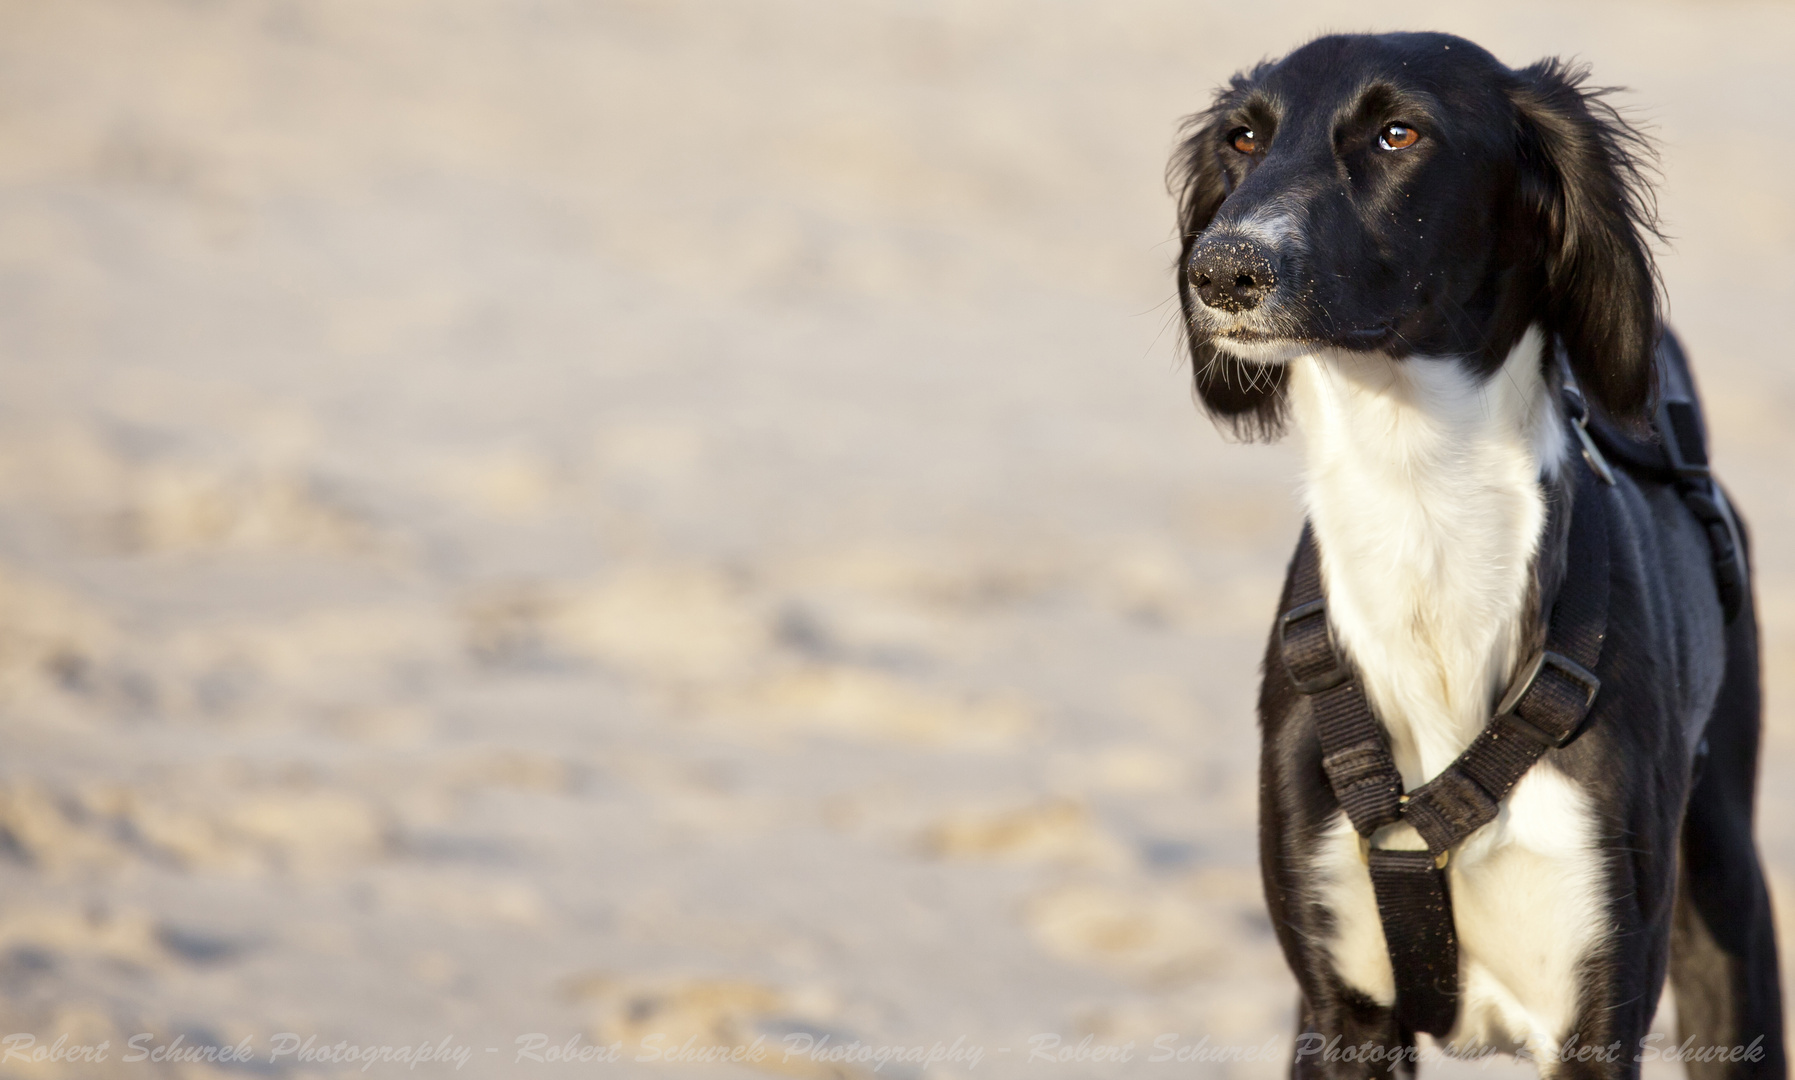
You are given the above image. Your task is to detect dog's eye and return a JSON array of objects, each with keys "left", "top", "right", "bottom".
[
  {"left": 1378, "top": 123, "right": 1420, "bottom": 151},
  {"left": 1229, "top": 127, "right": 1258, "bottom": 154}
]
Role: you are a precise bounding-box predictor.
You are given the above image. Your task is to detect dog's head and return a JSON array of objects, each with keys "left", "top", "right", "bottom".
[{"left": 1170, "top": 32, "right": 1660, "bottom": 439}]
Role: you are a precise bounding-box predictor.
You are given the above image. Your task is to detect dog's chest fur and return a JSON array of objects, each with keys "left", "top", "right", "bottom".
[{"left": 1285, "top": 328, "right": 1609, "bottom": 1053}]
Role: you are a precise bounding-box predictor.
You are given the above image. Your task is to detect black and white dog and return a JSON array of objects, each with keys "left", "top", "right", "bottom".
[{"left": 1170, "top": 32, "right": 1785, "bottom": 1077}]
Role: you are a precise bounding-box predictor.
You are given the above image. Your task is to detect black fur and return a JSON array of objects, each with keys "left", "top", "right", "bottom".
[
  {"left": 1168, "top": 32, "right": 1785, "bottom": 1079},
  {"left": 1510, "top": 59, "right": 1664, "bottom": 430}
]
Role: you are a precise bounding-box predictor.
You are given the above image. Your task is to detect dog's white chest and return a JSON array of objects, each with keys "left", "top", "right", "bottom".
[{"left": 1286, "top": 331, "right": 1607, "bottom": 1054}]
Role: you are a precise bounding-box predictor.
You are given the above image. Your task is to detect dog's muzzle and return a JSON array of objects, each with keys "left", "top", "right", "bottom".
[{"left": 1187, "top": 233, "right": 1279, "bottom": 313}]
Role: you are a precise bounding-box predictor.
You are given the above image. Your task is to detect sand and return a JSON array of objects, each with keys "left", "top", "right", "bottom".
[{"left": 0, "top": 1, "right": 1790, "bottom": 1077}]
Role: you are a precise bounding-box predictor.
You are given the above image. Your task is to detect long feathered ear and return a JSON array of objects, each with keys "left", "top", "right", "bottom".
[
  {"left": 1509, "top": 59, "right": 1662, "bottom": 426},
  {"left": 1169, "top": 86, "right": 1288, "bottom": 441}
]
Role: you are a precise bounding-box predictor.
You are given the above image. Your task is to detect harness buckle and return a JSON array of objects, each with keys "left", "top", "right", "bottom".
[
  {"left": 1279, "top": 598, "right": 1351, "bottom": 694},
  {"left": 1561, "top": 386, "right": 1617, "bottom": 487},
  {"left": 1358, "top": 831, "right": 1449, "bottom": 869},
  {"left": 1496, "top": 649, "right": 1601, "bottom": 748}
]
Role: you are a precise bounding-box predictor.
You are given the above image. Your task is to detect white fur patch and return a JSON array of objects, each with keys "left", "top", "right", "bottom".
[
  {"left": 1233, "top": 208, "right": 1306, "bottom": 252},
  {"left": 1286, "top": 328, "right": 1608, "bottom": 1055}
]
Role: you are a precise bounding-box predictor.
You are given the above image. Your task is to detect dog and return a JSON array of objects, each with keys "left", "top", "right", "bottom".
[{"left": 1168, "top": 32, "right": 1785, "bottom": 1077}]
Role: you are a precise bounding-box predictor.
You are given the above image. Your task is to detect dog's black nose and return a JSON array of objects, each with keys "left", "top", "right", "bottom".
[{"left": 1187, "top": 236, "right": 1278, "bottom": 312}]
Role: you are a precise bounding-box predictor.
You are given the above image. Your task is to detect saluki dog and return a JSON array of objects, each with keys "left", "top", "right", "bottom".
[{"left": 1169, "top": 31, "right": 1784, "bottom": 1079}]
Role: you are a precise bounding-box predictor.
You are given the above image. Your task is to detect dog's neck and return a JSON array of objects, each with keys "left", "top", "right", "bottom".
[{"left": 1285, "top": 326, "right": 1568, "bottom": 786}]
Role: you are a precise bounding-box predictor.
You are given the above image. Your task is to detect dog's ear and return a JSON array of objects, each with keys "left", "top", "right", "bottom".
[
  {"left": 1509, "top": 59, "right": 1662, "bottom": 426},
  {"left": 1169, "top": 86, "right": 1289, "bottom": 441}
]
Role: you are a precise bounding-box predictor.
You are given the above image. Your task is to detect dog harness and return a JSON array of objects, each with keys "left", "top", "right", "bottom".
[{"left": 1275, "top": 352, "right": 1746, "bottom": 1037}]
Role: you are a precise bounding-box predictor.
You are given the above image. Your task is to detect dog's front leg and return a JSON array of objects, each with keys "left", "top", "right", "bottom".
[
  {"left": 1261, "top": 672, "right": 1414, "bottom": 1080},
  {"left": 1290, "top": 992, "right": 1414, "bottom": 1080},
  {"left": 1533, "top": 750, "right": 1681, "bottom": 1080},
  {"left": 1547, "top": 881, "right": 1667, "bottom": 1080}
]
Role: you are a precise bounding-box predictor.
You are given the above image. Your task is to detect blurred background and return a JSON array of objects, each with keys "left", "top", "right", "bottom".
[{"left": 0, "top": 1, "right": 1790, "bottom": 1077}]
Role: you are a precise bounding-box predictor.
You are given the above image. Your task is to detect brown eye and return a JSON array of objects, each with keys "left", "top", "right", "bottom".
[
  {"left": 1229, "top": 127, "right": 1258, "bottom": 154},
  {"left": 1378, "top": 123, "right": 1419, "bottom": 151}
]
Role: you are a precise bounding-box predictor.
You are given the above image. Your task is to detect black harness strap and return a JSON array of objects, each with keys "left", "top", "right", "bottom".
[
  {"left": 1366, "top": 848, "right": 1458, "bottom": 1034},
  {"left": 1277, "top": 437, "right": 1612, "bottom": 1038},
  {"left": 1280, "top": 552, "right": 1403, "bottom": 836},
  {"left": 1405, "top": 478, "right": 1608, "bottom": 857}
]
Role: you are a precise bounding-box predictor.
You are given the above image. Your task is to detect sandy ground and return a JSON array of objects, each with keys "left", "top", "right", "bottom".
[{"left": 0, "top": 1, "right": 1791, "bottom": 1077}]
